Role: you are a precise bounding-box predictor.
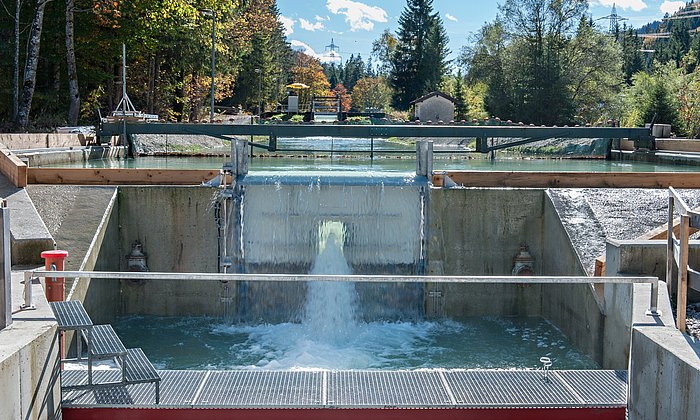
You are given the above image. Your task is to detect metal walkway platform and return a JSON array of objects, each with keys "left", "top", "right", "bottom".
[{"left": 62, "top": 369, "right": 627, "bottom": 420}]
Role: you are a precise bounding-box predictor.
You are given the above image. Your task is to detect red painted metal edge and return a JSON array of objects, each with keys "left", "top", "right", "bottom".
[{"left": 63, "top": 407, "right": 626, "bottom": 420}]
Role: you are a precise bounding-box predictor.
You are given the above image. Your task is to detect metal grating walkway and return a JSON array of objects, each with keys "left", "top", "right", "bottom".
[{"left": 62, "top": 369, "right": 627, "bottom": 409}]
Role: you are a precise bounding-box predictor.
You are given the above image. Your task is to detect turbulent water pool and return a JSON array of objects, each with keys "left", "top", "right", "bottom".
[{"left": 112, "top": 315, "right": 598, "bottom": 371}]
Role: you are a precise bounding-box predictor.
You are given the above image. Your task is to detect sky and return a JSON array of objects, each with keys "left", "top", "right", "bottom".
[{"left": 277, "top": 0, "right": 690, "bottom": 65}]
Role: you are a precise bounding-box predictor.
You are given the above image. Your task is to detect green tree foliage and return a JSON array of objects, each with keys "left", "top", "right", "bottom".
[
  {"left": 621, "top": 28, "right": 645, "bottom": 84},
  {"left": 463, "top": 0, "right": 627, "bottom": 125},
  {"left": 567, "top": 17, "right": 624, "bottom": 124},
  {"left": 389, "top": 0, "right": 450, "bottom": 110},
  {"left": 621, "top": 63, "right": 681, "bottom": 130},
  {"left": 371, "top": 29, "right": 398, "bottom": 76},
  {"left": 323, "top": 54, "right": 367, "bottom": 92}
]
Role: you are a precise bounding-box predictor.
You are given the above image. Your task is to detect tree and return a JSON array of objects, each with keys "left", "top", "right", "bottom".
[
  {"left": 351, "top": 77, "right": 392, "bottom": 112},
  {"left": 453, "top": 70, "right": 468, "bottom": 120},
  {"left": 66, "top": 0, "right": 80, "bottom": 125},
  {"left": 17, "top": 0, "right": 51, "bottom": 130},
  {"left": 332, "top": 83, "right": 351, "bottom": 112},
  {"left": 461, "top": 21, "right": 512, "bottom": 119},
  {"left": 291, "top": 52, "right": 331, "bottom": 106},
  {"left": 566, "top": 16, "right": 623, "bottom": 124},
  {"left": 371, "top": 29, "right": 397, "bottom": 76},
  {"left": 621, "top": 28, "right": 644, "bottom": 84},
  {"left": 389, "top": 0, "right": 450, "bottom": 110}
]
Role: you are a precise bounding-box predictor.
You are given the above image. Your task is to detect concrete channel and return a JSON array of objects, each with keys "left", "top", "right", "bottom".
[{"left": 1, "top": 136, "right": 700, "bottom": 419}]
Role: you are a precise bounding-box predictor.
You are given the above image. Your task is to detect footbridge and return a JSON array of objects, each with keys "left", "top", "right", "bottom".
[{"left": 97, "top": 122, "right": 655, "bottom": 155}]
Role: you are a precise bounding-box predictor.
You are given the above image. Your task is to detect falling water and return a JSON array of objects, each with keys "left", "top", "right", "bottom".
[{"left": 303, "top": 222, "right": 358, "bottom": 343}]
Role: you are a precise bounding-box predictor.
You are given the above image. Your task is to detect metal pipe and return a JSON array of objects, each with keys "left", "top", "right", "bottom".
[{"left": 27, "top": 270, "right": 658, "bottom": 285}]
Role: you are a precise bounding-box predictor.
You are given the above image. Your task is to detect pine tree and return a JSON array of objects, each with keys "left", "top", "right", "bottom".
[
  {"left": 454, "top": 70, "right": 468, "bottom": 120},
  {"left": 389, "top": 0, "right": 449, "bottom": 110}
]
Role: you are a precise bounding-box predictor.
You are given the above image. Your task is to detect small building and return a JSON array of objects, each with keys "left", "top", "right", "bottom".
[{"left": 411, "top": 91, "right": 456, "bottom": 122}]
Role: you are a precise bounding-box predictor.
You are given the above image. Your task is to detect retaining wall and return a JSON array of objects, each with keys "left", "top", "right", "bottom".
[
  {"left": 117, "top": 187, "right": 220, "bottom": 316},
  {"left": 0, "top": 133, "right": 87, "bottom": 150}
]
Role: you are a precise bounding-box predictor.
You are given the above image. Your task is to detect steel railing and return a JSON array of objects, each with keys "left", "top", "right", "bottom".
[
  {"left": 23, "top": 270, "right": 661, "bottom": 315},
  {"left": 666, "top": 187, "right": 700, "bottom": 333}
]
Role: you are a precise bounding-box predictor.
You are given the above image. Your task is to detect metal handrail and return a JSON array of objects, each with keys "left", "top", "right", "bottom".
[
  {"left": 25, "top": 270, "right": 662, "bottom": 315},
  {"left": 666, "top": 187, "right": 700, "bottom": 333}
]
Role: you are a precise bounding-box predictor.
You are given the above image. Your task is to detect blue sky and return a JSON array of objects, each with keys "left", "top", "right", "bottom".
[{"left": 277, "top": 0, "right": 689, "bottom": 64}]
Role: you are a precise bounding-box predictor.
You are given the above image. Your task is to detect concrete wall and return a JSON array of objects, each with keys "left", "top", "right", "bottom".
[
  {"left": 427, "top": 188, "right": 544, "bottom": 317},
  {"left": 117, "top": 187, "right": 221, "bottom": 316},
  {"left": 604, "top": 238, "right": 700, "bottom": 419},
  {"left": 19, "top": 146, "right": 126, "bottom": 167},
  {"left": 0, "top": 133, "right": 86, "bottom": 150},
  {"left": 67, "top": 190, "right": 121, "bottom": 324},
  {"left": 541, "top": 193, "right": 607, "bottom": 366},
  {"left": 0, "top": 274, "right": 61, "bottom": 420},
  {"left": 629, "top": 326, "right": 700, "bottom": 420}
]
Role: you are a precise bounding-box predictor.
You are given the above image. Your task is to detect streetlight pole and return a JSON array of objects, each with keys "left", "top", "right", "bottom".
[
  {"left": 255, "top": 68, "right": 262, "bottom": 117},
  {"left": 199, "top": 9, "right": 216, "bottom": 123}
]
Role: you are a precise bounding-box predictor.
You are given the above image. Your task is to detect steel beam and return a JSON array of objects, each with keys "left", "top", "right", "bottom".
[{"left": 98, "top": 122, "right": 653, "bottom": 142}]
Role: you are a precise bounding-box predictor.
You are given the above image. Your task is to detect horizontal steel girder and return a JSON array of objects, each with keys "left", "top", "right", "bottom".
[{"left": 98, "top": 122, "right": 653, "bottom": 141}]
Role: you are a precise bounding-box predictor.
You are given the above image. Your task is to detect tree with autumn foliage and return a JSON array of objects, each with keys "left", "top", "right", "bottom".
[
  {"left": 290, "top": 52, "right": 332, "bottom": 108},
  {"left": 0, "top": 0, "right": 293, "bottom": 129},
  {"left": 351, "top": 77, "right": 392, "bottom": 112},
  {"left": 332, "top": 84, "right": 352, "bottom": 112}
]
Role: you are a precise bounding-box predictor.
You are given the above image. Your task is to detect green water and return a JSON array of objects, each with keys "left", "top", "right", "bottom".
[
  {"left": 41, "top": 155, "right": 700, "bottom": 173},
  {"left": 112, "top": 315, "right": 598, "bottom": 371}
]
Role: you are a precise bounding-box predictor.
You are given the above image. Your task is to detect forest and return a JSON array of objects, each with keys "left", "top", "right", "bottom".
[{"left": 1, "top": 0, "right": 700, "bottom": 136}]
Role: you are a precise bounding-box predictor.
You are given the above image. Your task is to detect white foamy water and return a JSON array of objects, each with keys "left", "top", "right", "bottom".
[{"left": 304, "top": 230, "right": 358, "bottom": 344}]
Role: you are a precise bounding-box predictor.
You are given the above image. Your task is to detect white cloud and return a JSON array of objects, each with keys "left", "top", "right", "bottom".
[
  {"left": 300, "top": 18, "right": 325, "bottom": 32},
  {"left": 291, "top": 40, "right": 321, "bottom": 57},
  {"left": 315, "top": 15, "right": 329, "bottom": 21},
  {"left": 326, "top": 0, "right": 388, "bottom": 32},
  {"left": 279, "top": 15, "right": 295, "bottom": 36},
  {"left": 593, "top": 0, "right": 647, "bottom": 12},
  {"left": 660, "top": 1, "right": 686, "bottom": 15},
  {"left": 290, "top": 40, "right": 342, "bottom": 64},
  {"left": 445, "top": 13, "right": 458, "bottom": 22}
]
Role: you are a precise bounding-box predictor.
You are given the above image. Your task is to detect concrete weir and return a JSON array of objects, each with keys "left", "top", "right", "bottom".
[{"left": 3, "top": 139, "right": 700, "bottom": 419}]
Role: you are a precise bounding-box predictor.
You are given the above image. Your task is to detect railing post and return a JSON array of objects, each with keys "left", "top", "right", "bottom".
[
  {"left": 0, "top": 200, "right": 11, "bottom": 329},
  {"left": 22, "top": 271, "right": 35, "bottom": 310},
  {"left": 677, "top": 215, "right": 689, "bottom": 333},
  {"left": 646, "top": 278, "right": 661, "bottom": 317},
  {"left": 667, "top": 192, "right": 674, "bottom": 297}
]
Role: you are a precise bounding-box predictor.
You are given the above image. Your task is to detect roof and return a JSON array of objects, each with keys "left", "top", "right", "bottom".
[{"left": 410, "top": 91, "right": 457, "bottom": 105}]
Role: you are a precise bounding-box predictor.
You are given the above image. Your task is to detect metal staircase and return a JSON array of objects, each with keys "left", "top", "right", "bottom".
[{"left": 50, "top": 301, "right": 160, "bottom": 403}]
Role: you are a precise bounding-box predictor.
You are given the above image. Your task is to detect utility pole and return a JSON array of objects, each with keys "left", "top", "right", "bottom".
[
  {"left": 200, "top": 9, "right": 216, "bottom": 122},
  {"left": 255, "top": 68, "right": 262, "bottom": 117}
]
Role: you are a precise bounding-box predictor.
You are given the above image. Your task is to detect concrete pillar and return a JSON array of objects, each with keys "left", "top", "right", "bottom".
[
  {"left": 0, "top": 201, "right": 10, "bottom": 329},
  {"left": 232, "top": 139, "right": 249, "bottom": 178},
  {"left": 416, "top": 140, "right": 433, "bottom": 178}
]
